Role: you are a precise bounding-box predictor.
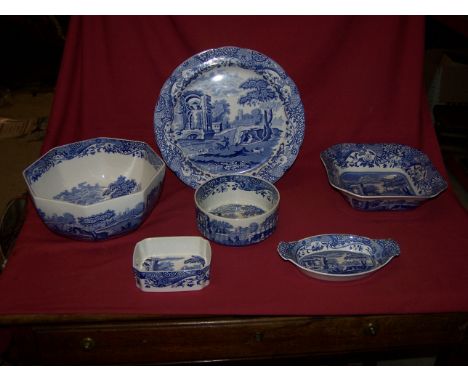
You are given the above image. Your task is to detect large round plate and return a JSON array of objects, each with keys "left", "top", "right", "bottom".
[{"left": 154, "top": 46, "right": 305, "bottom": 188}]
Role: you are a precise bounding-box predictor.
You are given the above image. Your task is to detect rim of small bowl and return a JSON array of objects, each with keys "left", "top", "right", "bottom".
[
  {"left": 194, "top": 174, "right": 280, "bottom": 222},
  {"left": 23, "top": 136, "right": 166, "bottom": 209},
  {"left": 278, "top": 233, "right": 400, "bottom": 279},
  {"left": 319, "top": 143, "right": 448, "bottom": 201}
]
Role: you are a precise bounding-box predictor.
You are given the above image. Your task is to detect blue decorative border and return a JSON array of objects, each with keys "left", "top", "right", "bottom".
[
  {"left": 195, "top": 175, "right": 279, "bottom": 205},
  {"left": 133, "top": 267, "right": 210, "bottom": 289},
  {"left": 154, "top": 46, "right": 305, "bottom": 188},
  {"left": 196, "top": 207, "right": 278, "bottom": 246},
  {"left": 24, "top": 137, "right": 164, "bottom": 185},
  {"left": 52, "top": 176, "right": 141, "bottom": 205}
]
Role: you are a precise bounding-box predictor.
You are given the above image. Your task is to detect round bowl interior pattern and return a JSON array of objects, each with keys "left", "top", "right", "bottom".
[
  {"left": 320, "top": 143, "right": 447, "bottom": 210},
  {"left": 23, "top": 137, "right": 165, "bottom": 240},
  {"left": 278, "top": 234, "right": 400, "bottom": 281},
  {"left": 195, "top": 175, "right": 279, "bottom": 246}
]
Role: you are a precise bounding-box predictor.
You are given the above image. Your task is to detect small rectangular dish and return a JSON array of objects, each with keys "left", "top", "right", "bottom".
[
  {"left": 320, "top": 143, "right": 447, "bottom": 210},
  {"left": 133, "top": 236, "right": 211, "bottom": 292}
]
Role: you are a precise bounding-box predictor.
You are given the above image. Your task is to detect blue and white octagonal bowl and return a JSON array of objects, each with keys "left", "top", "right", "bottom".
[
  {"left": 278, "top": 234, "right": 400, "bottom": 281},
  {"left": 23, "top": 137, "right": 165, "bottom": 240},
  {"left": 194, "top": 175, "right": 280, "bottom": 246},
  {"left": 133, "top": 236, "right": 211, "bottom": 292},
  {"left": 320, "top": 143, "right": 448, "bottom": 211}
]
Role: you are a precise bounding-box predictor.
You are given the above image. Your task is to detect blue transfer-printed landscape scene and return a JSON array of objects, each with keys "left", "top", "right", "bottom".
[
  {"left": 210, "top": 203, "right": 266, "bottom": 219},
  {"left": 297, "top": 251, "right": 377, "bottom": 275},
  {"left": 340, "top": 172, "right": 415, "bottom": 197},
  {"left": 142, "top": 255, "right": 206, "bottom": 272},
  {"left": 39, "top": 183, "right": 162, "bottom": 240},
  {"left": 171, "top": 68, "right": 285, "bottom": 173},
  {"left": 53, "top": 176, "right": 141, "bottom": 205},
  {"left": 38, "top": 203, "right": 146, "bottom": 240}
]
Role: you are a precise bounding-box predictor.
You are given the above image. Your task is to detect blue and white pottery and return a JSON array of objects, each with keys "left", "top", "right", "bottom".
[
  {"left": 23, "top": 137, "right": 166, "bottom": 240},
  {"left": 194, "top": 175, "right": 280, "bottom": 246},
  {"left": 320, "top": 143, "right": 447, "bottom": 211},
  {"left": 278, "top": 234, "right": 400, "bottom": 281},
  {"left": 154, "top": 46, "right": 305, "bottom": 188},
  {"left": 133, "top": 236, "right": 211, "bottom": 292}
]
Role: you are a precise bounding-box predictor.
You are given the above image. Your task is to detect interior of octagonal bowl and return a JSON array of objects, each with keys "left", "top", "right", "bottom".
[{"left": 29, "top": 151, "right": 160, "bottom": 206}]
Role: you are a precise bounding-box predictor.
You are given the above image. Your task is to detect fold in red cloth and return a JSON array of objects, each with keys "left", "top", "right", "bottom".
[{"left": 1, "top": 16, "right": 467, "bottom": 316}]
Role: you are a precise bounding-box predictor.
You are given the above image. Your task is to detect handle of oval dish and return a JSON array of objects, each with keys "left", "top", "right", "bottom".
[
  {"left": 376, "top": 239, "right": 400, "bottom": 264},
  {"left": 277, "top": 241, "right": 295, "bottom": 261}
]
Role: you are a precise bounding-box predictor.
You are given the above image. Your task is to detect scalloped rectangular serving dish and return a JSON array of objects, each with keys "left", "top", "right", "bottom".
[{"left": 320, "top": 143, "right": 447, "bottom": 211}]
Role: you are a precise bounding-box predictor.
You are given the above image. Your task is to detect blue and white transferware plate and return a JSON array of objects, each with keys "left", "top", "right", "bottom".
[
  {"left": 278, "top": 234, "right": 400, "bottom": 281},
  {"left": 320, "top": 143, "right": 448, "bottom": 211},
  {"left": 133, "top": 236, "right": 211, "bottom": 292},
  {"left": 154, "top": 46, "right": 305, "bottom": 188}
]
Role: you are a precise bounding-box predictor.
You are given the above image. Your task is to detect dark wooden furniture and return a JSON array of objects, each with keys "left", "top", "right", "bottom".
[{"left": 2, "top": 312, "right": 468, "bottom": 365}]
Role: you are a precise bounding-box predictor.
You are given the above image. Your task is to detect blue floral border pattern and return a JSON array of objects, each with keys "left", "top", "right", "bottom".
[
  {"left": 347, "top": 197, "right": 421, "bottom": 211},
  {"left": 133, "top": 267, "right": 210, "bottom": 289},
  {"left": 196, "top": 207, "right": 278, "bottom": 246},
  {"left": 320, "top": 143, "right": 447, "bottom": 198},
  {"left": 195, "top": 175, "right": 278, "bottom": 245},
  {"left": 37, "top": 183, "right": 162, "bottom": 240},
  {"left": 154, "top": 46, "right": 305, "bottom": 188},
  {"left": 24, "top": 137, "right": 164, "bottom": 185},
  {"left": 141, "top": 255, "right": 206, "bottom": 271},
  {"left": 196, "top": 175, "right": 279, "bottom": 205},
  {"left": 278, "top": 234, "right": 400, "bottom": 276}
]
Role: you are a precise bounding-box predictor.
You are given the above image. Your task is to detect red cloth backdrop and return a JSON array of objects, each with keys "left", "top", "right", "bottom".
[{"left": 1, "top": 16, "right": 467, "bottom": 316}]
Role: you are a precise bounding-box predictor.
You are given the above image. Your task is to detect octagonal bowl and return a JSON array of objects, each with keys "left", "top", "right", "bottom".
[
  {"left": 194, "top": 175, "right": 280, "bottom": 246},
  {"left": 23, "top": 137, "right": 165, "bottom": 240},
  {"left": 320, "top": 143, "right": 447, "bottom": 211}
]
